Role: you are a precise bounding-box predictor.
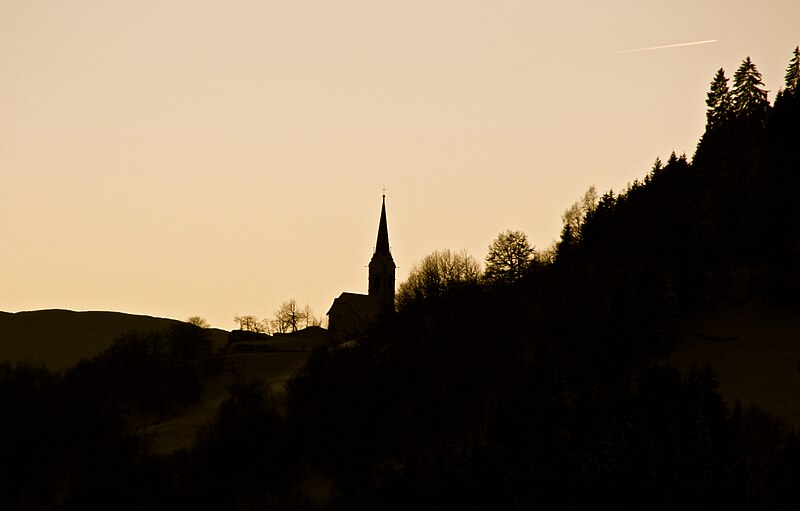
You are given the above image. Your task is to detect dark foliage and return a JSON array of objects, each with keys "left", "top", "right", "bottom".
[
  {"left": 276, "top": 49, "right": 800, "bottom": 509},
  {"left": 0, "top": 323, "right": 212, "bottom": 509},
  {"left": 184, "top": 380, "right": 300, "bottom": 509},
  {"left": 65, "top": 323, "right": 211, "bottom": 417},
  {"left": 3, "top": 48, "right": 800, "bottom": 509}
]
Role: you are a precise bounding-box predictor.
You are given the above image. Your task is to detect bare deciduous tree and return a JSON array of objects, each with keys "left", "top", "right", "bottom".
[
  {"left": 233, "top": 315, "right": 269, "bottom": 333},
  {"left": 272, "top": 299, "right": 307, "bottom": 333},
  {"left": 396, "top": 249, "right": 481, "bottom": 310},
  {"left": 303, "top": 304, "right": 323, "bottom": 328},
  {"left": 561, "top": 185, "right": 598, "bottom": 241},
  {"left": 187, "top": 316, "right": 210, "bottom": 329}
]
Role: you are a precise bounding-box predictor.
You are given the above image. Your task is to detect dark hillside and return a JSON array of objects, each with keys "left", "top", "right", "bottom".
[
  {"left": 3, "top": 49, "right": 800, "bottom": 510},
  {"left": 0, "top": 309, "right": 227, "bottom": 370},
  {"left": 276, "top": 50, "right": 800, "bottom": 509}
]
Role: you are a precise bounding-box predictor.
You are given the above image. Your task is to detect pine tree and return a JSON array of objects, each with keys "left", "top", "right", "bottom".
[
  {"left": 706, "top": 68, "right": 732, "bottom": 129},
  {"left": 732, "top": 57, "right": 769, "bottom": 118},
  {"left": 785, "top": 46, "right": 800, "bottom": 94}
]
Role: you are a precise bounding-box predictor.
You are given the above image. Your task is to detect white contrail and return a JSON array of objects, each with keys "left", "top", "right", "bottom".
[{"left": 613, "top": 39, "right": 718, "bottom": 54}]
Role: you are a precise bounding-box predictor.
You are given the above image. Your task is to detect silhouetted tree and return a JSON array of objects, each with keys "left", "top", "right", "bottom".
[
  {"left": 233, "top": 315, "right": 269, "bottom": 333},
  {"left": 561, "top": 186, "right": 598, "bottom": 242},
  {"left": 785, "top": 46, "right": 800, "bottom": 94},
  {"left": 187, "top": 315, "right": 210, "bottom": 329},
  {"left": 169, "top": 322, "right": 213, "bottom": 361},
  {"left": 396, "top": 249, "right": 481, "bottom": 311},
  {"left": 84, "top": 328, "right": 207, "bottom": 416},
  {"left": 272, "top": 299, "right": 307, "bottom": 333},
  {"left": 706, "top": 68, "right": 733, "bottom": 129},
  {"left": 732, "top": 57, "right": 769, "bottom": 120},
  {"left": 303, "top": 303, "right": 324, "bottom": 328},
  {"left": 484, "top": 230, "right": 535, "bottom": 285}
]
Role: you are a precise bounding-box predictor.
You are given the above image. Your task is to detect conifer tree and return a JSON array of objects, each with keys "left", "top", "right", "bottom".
[
  {"left": 785, "top": 46, "right": 800, "bottom": 94},
  {"left": 484, "top": 230, "right": 535, "bottom": 285},
  {"left": 705, "top": 68, "right": 732, "bottom": 129},
  {"left": 732, "top": 57, "right": 769, "bottom": 118},
  {"left": 652, "top": 156, "right": 663, "bottom": 173}
]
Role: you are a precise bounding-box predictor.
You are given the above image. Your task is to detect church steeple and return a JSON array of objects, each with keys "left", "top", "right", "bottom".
[
  {"left": 368, "top": 194, "right": 396, "bottom": 313},
  {"left": 375, "top": 195, "right": 390, "bottom": 256}
]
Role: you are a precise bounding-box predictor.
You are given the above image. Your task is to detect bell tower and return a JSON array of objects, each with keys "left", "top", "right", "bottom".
[{"left": 368, "top": 195, "right": 396, "bottom": 313}]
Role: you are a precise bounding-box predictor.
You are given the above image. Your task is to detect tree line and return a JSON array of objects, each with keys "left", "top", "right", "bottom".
[
  {"left": 0, "top": 322, "right": 214, "bottom": 509},
  {"left": 1, "top": 47, "right": 800, "bottom": 509},
  {"left": 281, "top": 47, "right": 800, "bottom": 509},
  {"left": 399, "top": 48, "right": 800, "bottom": 316}
]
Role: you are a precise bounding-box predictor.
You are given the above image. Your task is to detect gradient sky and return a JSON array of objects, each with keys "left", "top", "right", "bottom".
[{"left": 2, "top": 1, "right": 798, "bottom": 329}]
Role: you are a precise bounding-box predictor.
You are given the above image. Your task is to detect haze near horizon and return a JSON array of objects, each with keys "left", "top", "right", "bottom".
[{"left": 2, "top": 1, "right": 798, "bottom": 328}]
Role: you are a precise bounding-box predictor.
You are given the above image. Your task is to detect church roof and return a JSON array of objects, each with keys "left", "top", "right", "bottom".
[
  {"left": 326, "top": 292, "right": 379, "bottom": 318},
  {"left": 375, "top": 195, "right": 390, "bottom": 256}
]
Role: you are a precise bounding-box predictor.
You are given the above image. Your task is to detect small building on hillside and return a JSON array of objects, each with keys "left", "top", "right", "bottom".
[{"left": 327, "top": 196, "right": 396, "bottom": 344}]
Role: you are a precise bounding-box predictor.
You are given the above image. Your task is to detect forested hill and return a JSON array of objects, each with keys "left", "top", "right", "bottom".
[
  {"left": 280, "top": 49, "right": 800, "bottom": 509},
  {"left": 562, "top": 50, "right": 800, "bottom": 316},
  {"left": 2, "top": 49, "right": 800, "bottom": 510}
]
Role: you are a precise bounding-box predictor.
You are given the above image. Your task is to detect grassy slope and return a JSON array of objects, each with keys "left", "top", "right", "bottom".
[
  {"left": 142, "top": 351, "right": 310, "bottom": 454},
  {"left": 142, "top": 328, "right": 327, "bottom": 453},
  {"left": 0, "top": 308, "right": 311, "bottom": 453}
]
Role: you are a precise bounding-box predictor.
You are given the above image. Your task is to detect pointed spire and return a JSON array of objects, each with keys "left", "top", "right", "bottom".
[{"left": 375, "top": 195, "right": 390, "bottom": 256}]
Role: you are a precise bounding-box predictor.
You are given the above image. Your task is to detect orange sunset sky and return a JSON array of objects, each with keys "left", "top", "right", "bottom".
[{"left": 2, "top": 1, "right": 798, "bottom": 329}]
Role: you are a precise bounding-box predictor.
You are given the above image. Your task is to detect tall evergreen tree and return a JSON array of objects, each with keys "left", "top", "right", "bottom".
[
  {"left": 732, "top": 57, "right": 769, "bottom": 118},
  {"left": 785, "top": 46, "right": 800, "bottom": 94},
  {"left": 706, "top": 68, "right": 732, "bottom": 129}
]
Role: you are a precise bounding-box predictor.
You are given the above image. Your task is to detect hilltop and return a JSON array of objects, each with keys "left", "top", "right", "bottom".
[{"left": 0, "top": 309, "right": 228, "bottom": 370}]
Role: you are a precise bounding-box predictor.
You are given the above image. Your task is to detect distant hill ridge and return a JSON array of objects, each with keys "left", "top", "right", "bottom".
[{"left": 0, "top": 309, "right": 228, "bottom": 371}]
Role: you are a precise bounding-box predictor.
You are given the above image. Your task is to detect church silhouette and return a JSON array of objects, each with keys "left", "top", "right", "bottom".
[{"left": 327, "top": 196, "right": 396, "bottom": 344}]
